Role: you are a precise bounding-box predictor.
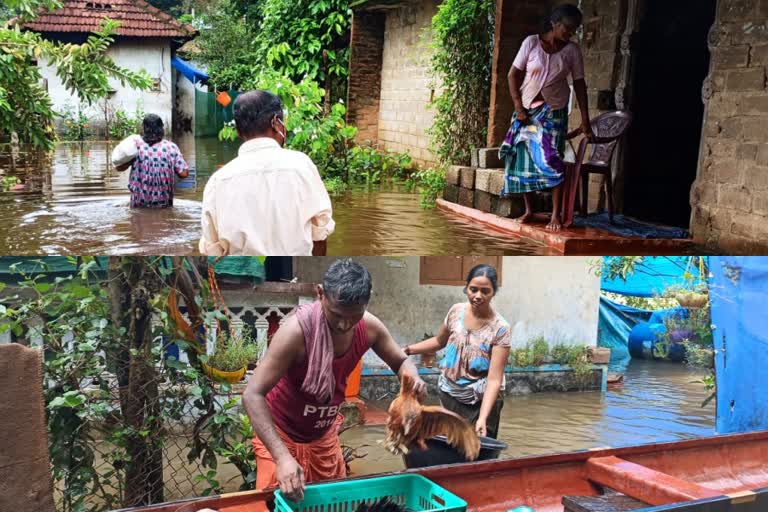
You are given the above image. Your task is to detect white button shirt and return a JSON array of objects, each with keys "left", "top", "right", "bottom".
[{"left": 199, "top": 137, "right": 335, "bottom": 256}]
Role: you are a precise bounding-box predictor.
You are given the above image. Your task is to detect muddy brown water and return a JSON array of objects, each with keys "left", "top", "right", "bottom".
[
  {"left": 342, "top": 359, "right": 715, "bottom": 476},
  {"left": 0, "top": 138, "right": 549, "bottom": 255}
]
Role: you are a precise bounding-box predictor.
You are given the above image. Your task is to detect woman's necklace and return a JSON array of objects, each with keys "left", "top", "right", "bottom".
[{"left": 464, "top": 304, "right": 494, "bottom": 332}]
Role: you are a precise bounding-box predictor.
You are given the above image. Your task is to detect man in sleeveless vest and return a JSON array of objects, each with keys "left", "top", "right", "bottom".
[{"left": 243, "top": 259, "right": 427, "bottom": 503}]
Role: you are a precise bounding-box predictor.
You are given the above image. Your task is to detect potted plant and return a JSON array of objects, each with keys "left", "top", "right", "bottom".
[
  {"left": 203, "top": 329, "right": 261, "bottom": 384},
  {"left": 673, "top": 257, "right": 709, "bottom": 309}
]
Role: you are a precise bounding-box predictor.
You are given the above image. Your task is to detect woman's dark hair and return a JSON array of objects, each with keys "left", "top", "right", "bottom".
[
  {"left": 233, "top": 89, "right": 284, "bottom": 138},
  {"left": 141, "top": 114, "right": 164, "bottom": 146},
  {"left": 323, "top": 258, "right": 372, "bottom": 306},
  {"left": 465, "top": 264, "right": 499, "bottom": 294},
  {"left": 542, "top": 3, "right": 583, "bottom": 33}
]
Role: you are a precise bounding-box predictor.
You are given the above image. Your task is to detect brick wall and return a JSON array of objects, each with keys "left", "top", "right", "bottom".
[
  {"left": 347, "top": 11, "right": 386, "bottom": 144},
  {"left": 377, "top": 0, "right": 441, "bottom": 166},
  {"left": 569, "top": 0, "right": 624, "bottom": 213},
  {"left": 691, "top": 0, "right": 768, "bottom": 253}
]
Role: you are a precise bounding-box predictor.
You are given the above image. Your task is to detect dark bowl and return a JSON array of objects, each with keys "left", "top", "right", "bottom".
[{"left": 402, "top": 435, "right": 508, "bottom": 469}]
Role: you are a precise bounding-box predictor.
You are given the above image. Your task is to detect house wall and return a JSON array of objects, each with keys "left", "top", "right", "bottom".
[
  {"left": 690, "top": 0, "right": 768, "bottom": 253},
  {"left": 174, "top": 69, "right": 198, "bottom": 136},
  {"left": 40, "top": 37, "right": 174, "bottom": 134},
  {"left": 377, "top": 0, "right": 441, "bottom": 166},
  {"left": 294, "top": 256, "right": 600, "bottom": 369}
]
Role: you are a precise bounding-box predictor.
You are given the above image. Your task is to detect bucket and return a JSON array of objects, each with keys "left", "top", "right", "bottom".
[
  {"left": 402, "top": 435, "right": 508, "bottom": 469},
  {"left": 176, "top": 167, "right": 197, "bottom": 189}
]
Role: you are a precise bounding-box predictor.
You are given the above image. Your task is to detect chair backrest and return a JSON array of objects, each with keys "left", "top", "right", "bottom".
[{"left": 588, "top": 110, "right": 633, "bottom": 166}]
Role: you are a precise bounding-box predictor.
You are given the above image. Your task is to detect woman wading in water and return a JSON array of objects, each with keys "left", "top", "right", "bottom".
[
  {"left": 503, "top": 3, "right": 594, "bottom": 231},
  {"left": 403, "top": 264, "right": 511, "bottom": 439},
  {"left": 115, "top": 114, "right": 189, "bottom": 208}
]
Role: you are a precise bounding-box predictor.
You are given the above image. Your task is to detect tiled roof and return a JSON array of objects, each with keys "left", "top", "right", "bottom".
[{"left": 19, "top": 0, "right": 196, "bottom": 39}]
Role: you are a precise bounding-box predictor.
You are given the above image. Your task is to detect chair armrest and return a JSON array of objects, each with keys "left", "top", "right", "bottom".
[{"left": 566, "top": 127, "right": 583, "bottom": 139}]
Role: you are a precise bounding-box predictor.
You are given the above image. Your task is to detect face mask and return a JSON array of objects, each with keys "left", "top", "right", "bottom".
[{"left": 274, "top": 116, "right": 287, "bottom": 146}]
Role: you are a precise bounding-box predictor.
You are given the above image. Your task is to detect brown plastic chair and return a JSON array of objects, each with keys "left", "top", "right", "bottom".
[{"left": 561, "top": 110, "right": 633, "bottom": 227}]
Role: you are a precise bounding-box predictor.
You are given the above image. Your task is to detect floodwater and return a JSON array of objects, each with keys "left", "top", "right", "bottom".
[
  {"left": 0, "top": 138, "right": 549, "bottom": 255},
  {"left": 341, "top": 359, "right": 716, "bottom": 476}
]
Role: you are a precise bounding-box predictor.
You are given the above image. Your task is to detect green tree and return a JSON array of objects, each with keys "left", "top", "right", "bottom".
[
  {"left": 195, "top": 0, "right": 350, "bottom": 104},
  {"left": 428, "top": 0, "right": 496, "bottom": 166},
  {"left": 0, "top": 256, "right": 262, "bottom": 510},
  {"left": 194, "top": 0, "right": 260, "bottom": 89},
  {"left": 255, "top": 0, "right": 350, "bottom": 104},
  {"left": 0, "top": 0, "right": 152, "bottom": 148}
]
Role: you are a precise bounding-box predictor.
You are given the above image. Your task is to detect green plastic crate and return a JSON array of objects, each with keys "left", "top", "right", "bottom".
[{"left": 274, "top": 474, "right": 467, "bottom": 512}]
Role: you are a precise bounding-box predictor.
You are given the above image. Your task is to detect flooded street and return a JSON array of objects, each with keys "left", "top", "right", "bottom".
[
  {"left": 342, "top": 359, "right": 715, "bottom": 476},
  {"left": 0, "top": 139, "right": 549, "bottom": 255}
]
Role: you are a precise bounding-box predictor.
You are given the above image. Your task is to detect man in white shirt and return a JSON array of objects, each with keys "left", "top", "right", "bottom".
[{"left": 199, "top": 90, "right": 335, "bottom": 256}]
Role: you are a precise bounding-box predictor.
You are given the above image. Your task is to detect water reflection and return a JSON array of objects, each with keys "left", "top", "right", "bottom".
[
  {"left": 0, "top": 138, "right": 551, "bottom": 255},
  {"left": 342, "top": 359, "right": 716, "bottom": 476}
]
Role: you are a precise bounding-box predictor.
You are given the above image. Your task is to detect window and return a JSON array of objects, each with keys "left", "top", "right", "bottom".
[
  {"left": 85, "top": 2, "right": 113, "bottom": 10},
  {"left": 419, "top": 256, "right": 503, "bottom": 287}
]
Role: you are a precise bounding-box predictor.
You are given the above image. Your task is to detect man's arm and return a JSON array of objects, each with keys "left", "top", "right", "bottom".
[
  {"left": 303, "top": 158, "right": 336, "bottom": 242},
  {"left": 198, "top": 180, "right": 225, "bottom": 256},
  {"left": 366, "top": 313, "right": 427, "bottom": 399},
  {"left": 242, "top": 316, "right": 305, "bottom": 499}
]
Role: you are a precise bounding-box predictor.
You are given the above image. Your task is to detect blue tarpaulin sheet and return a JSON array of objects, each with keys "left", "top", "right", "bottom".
[
  {"left": 171, "top": 56, "right": 209, "bottom": 84},
  {"left": 601, "top": 256, "right": 700, "bottom": 297},
  {"left": 710, "top": 256, "right": 768, "bottom": 434},
  {"left": 573, "top": 212, "right": 689, "bottom": 239},
  {"left": 597, "top": 296, "right": 653, "bottom": 372}
]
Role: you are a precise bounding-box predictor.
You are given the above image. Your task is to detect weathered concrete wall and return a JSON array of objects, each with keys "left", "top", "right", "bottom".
[
  {"left": 348, "top": 10, "right": 386, "bottom": 145},
  {"left": 691, "top": 0, "right": 768, "bottom": 253},
  {"left": 359, "top": 366, "right": 605, "bottom": 399},
  {"left": 40, "top": 38, "right": 174, "bottom": 133},
  {"left": 173, "top": 69, "right": 198, "bottom": 136},
  {"left": 377, "top": 0, "right": 441, "bottom": 166},
  {"left": 295, "top": 256, "right": 600, "bottom": 369},
  {"left": 569, "top": 0, "right": 625, "bottom": 210}
]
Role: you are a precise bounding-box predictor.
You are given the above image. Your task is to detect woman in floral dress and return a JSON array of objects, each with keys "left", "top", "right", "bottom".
[{"left": 117, "top": 114, "right": 189, "bottom": 208}]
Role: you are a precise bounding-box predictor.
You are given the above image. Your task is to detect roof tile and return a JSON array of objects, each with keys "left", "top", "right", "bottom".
[{"left": 19, "top": 0, "right": 196, "bottom": 39}]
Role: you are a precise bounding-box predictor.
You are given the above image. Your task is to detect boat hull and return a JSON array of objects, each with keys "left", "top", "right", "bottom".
[{"left": 113, "top": 430, "right": 768, "bottom": 512}]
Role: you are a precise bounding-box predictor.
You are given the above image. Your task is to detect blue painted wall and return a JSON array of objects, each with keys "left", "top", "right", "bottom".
[{"left": 710, "top": 256, "right": 768, "bottom": 434}]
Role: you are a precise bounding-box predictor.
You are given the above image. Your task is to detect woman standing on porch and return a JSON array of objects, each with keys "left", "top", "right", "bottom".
[
  {"left": 403, "top": 264, "right": 511, "bottom": 439},
  {"left": 503, "top": 3, "right": 593, "bottom": 232}
]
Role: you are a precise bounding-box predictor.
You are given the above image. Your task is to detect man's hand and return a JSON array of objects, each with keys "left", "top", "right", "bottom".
[
  {"left": 276, "top": 455, "right": 305, "bottom": 502},
  {"left": 412, "top": 375, "right": 428, "bottom": 401}
]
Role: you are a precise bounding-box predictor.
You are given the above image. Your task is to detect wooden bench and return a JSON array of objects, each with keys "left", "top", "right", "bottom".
[{"left": 563, "top": 493, "right": 649, "bottom": 512}]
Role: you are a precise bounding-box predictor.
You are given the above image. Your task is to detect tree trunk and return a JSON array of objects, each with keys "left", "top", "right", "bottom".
[{"left": 108, "top": 257, "right": 165, "bottom": 507}]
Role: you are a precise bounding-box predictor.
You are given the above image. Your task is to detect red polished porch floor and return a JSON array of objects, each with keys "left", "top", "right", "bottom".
[{"left": 437, "top": 199, "right": 695, "bottom": 255}]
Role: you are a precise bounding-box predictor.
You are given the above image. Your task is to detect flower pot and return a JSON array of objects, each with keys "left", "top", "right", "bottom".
[
  {"left": 202, "top": 362, "right": 246, "bottom": 383},
  {"left": 588, "top": 346, "right": 611, "bottom": 364},
  {"left": 676, "top": 292, "right": 708, "bottom": 309}
]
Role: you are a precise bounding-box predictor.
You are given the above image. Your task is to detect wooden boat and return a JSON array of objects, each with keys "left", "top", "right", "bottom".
[{"left": 115, "top": 429, "right": 768, "bottom": 512}]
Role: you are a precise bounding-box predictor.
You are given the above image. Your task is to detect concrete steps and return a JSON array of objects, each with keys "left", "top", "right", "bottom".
[{"left": 442, "top": 147, "right": 527, "bottom": 218}]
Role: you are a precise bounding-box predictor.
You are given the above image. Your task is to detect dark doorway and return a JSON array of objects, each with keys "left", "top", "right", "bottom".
[
  {"left": 264, "top": 257, "right": 293, "bottom": 282},
  {"left": 623, "top": 0, "right": 716, "bottom": 228}
]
